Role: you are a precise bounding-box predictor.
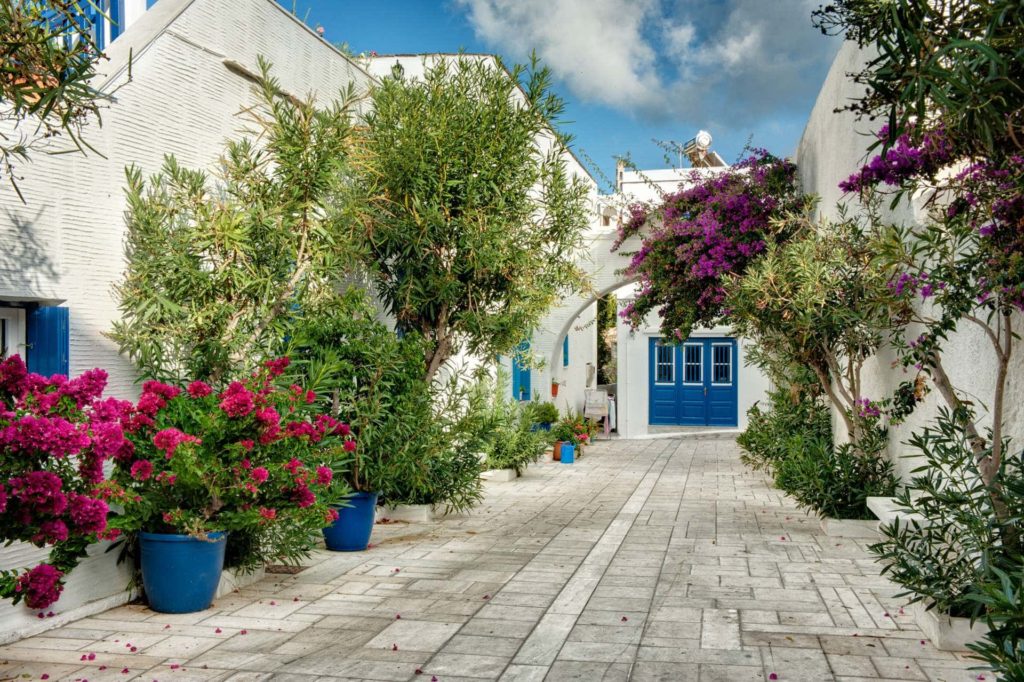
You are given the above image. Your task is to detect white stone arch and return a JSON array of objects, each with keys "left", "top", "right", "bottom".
[{"left": 526, "top": 229, "right": 644, "bottom": 405}]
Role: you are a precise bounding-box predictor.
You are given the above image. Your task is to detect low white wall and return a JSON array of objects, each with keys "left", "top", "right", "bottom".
[{"left": 795, "top": 42, "right": 1024, "bottom": 479}]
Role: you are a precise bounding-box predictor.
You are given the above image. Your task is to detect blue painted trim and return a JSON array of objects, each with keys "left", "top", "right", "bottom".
[
  {"left": 511, "top": 340, "right": 531, "bottom": 401},
  {"left": 562, "top": 335, "right": 569, "bottom": 367}
]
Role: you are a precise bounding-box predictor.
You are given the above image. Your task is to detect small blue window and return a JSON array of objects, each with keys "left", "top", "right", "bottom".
[
  {"left": 562, "top": 336, "right": 569, "bottom": 367},
  {"left": 654, "top": 343, "right": 673, "bottom": 384}
]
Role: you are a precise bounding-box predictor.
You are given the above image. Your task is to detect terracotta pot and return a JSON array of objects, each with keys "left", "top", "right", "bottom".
[
  {"left": 551, "top": 382, "right": 559, "bottom": 397},
  {"left": 552, "top": 440, "right": 562, "bottom": 462}
]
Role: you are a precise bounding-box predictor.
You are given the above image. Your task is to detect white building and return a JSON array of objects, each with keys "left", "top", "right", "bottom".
[
  {"left": 606, "top": 135, "right": 770, "bottom": 437},
  {"left": 0, "top": 0, "right": 376, "bottom": 641}
]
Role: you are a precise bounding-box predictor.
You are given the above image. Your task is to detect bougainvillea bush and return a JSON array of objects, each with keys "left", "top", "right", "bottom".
[
  {"left": 0, "top": 355, "right": 125, "bottom": 609},
  {"left": 613, "top": 151, "right": 811, "bottom": 340},
  {"left": 110, "top": 358, "right": 354, "bottom": 571}
]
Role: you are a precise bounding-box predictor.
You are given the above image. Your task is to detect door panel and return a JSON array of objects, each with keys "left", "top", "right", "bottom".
[{"left": 649, "top": 340, "right": 677, "bottom": 424}]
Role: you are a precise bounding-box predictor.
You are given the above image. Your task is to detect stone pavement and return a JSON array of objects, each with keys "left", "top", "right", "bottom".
[{"left": 0, "top": 437, "right": 981, "bottom": 681}]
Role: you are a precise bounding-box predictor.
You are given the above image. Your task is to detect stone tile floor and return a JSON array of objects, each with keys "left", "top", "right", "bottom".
[{"left": 0, "top": 437, "right": 982, "bottom": 681}]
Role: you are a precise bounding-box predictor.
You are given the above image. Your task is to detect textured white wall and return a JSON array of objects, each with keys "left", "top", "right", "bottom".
[
  {"left": 0, "top": 0, "right": 374, "bottom": 640},
  {"left": 796, "top": 42, "right": 1024, "bottom": 479}
]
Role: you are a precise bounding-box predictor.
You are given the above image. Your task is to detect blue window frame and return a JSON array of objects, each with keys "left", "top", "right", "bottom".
[
  {"left": 562, "top": 335, "right": 569, "bottom": 367},
  {"left": 712, "top": 343, "right": 733, "bottom": 385},
  {"left": 654, "top": 342, "right": 673, "bottom": 384},
  {"left": 683, "top": 343, "right": 702, "bottom": 384}
]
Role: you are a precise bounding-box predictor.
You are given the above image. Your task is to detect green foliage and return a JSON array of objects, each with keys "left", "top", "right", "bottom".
[
  {"left": 0, "top": 1, "right": 111, "bottom": 198},
  {"left": 813, "top": 0, "right": 1024, "bottom": 162},
  {"left": 729, "top": 218, "right": 898, "bottom": 447},
  {"left": 111, "top": 59, "right": 358, "bottom": 384},
  {"left": 737, "top": 365, "right": 831, "bottom": 473},
  {"left": 470, "top": 372, "right": 547, "bottom": 475},
  {"left": 596, "top": 294, "right": 617, "bottom": 385},
  {"left": 774, "top": 436, "right": 896, "bottom": 521},
  {"left": 525, "top": 401, "right": 559, "bottom": 426},
  {"left": 286, "top": 289, "right": 434, "bottom": 494},
  {"left": 966, "top": 564, "right": 1024, "bottom": 680},
  {"left": 285, "top": 289, "right": 484, "bottom": 513},
  {"left": 738, "top": 358, "right": 894, "bottom": 520},
  {"left": 870, "top": 407, "right": 1024, "bottom": 617},
  {"left": 353, "top": 54, "right": 591, "bottom": 380}
]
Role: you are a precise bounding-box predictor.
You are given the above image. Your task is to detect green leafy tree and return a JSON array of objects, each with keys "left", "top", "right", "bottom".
[
  {"left": 728, "top": 218, "right": 896, "bottom": 449},
  {"left": 352, "top": 55, "right": 591, "bottom": 381},
  {"left": 110, "top": 60, "right": 358, "bottom": 384},
  {"left": 1, "top": 1, "right": 113, "bottom": 198},
  {"left": 813, "top": 0, "right": 1023, "bottom": 161}
]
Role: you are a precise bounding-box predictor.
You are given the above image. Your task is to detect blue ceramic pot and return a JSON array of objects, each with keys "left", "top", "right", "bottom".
[
  {"left": 322, "top": 491, "right": 379, "bottom": 551},
  {"left": 139, "top": 531, "right": 226, "bottom": 613}
]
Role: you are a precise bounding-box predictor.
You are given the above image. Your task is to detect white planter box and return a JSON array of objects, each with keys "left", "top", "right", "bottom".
[
  {"left": 819, "top": 517, "right": 880, "bottom": 538},
  {"left": 913, "top": 601, "right": 988, "bottom": 651},
  {"left": 481, "top": 468, "right": 516, "bottom": 482},
  {"left": 378, "top": 504, "right": 445, "bottom": 523},
  {"left": 215, "top": 566, "right": 266, "bottom": 599}
]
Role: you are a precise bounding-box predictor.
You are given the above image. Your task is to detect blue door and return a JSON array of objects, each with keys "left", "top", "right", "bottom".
[
  {"left": 511, "top": 340, "right": 531, "bottom": 401},
  {"left": 648, "top": 337, "right": 737, "bottom": 426}
]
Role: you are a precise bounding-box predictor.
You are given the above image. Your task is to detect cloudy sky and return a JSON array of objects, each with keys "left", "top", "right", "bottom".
[{"left": 285, "top": 0, "right": 842, "bottom": 190}]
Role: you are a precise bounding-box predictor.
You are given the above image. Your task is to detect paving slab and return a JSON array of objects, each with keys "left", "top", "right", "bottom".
[{"left": 2, "top": 437, "right": 983, "bottom": 681}]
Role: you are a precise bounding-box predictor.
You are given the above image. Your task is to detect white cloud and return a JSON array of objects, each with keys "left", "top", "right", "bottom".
[{"left": 454, "top": 0, "right": 839, "bottom": 128}]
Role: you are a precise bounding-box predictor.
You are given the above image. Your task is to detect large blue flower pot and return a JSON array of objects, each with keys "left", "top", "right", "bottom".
[
  {"left": 139, "top": 531, "right": 227, "bottom": 613},
  {"left": 561, "top": 443, "right": 575, "bottom": 464},
  {"left": 323, "top": 491, "right": 379, "bottom": 551}
]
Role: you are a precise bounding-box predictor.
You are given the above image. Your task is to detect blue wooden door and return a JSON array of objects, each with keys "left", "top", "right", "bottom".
[
  {"left": 648, "top": 337, "right": 737, "bottom": 426},
  {"left": 511, "top": 340, "right": 531, "bottom": 401}
]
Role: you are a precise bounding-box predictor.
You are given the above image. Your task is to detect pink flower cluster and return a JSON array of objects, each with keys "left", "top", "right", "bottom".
[{"left": 0, "top": 356, "right": 121, "bottom": 610}]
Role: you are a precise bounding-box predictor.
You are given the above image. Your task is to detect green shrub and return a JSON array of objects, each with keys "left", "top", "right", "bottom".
[
  {"left": 485, "top": 427, "right": 547, "bottom": 475},
  {"left": 773, "top": 435, "right": 897, "bottom": 520},
  {"left": 287, "top": 290, "right": 484, "bottom": 513},
  {"left": 737, "top": 375, "right": 831, "bottom": 473},
  {"left": 870, "top": 407, "right": 1024, "bottom": 618},
  {"left": 966, "top": 564, "right": 1024, "bottom": 680},
  {"left": 526, "top": 401, "right": 559, "bottom": 426}
]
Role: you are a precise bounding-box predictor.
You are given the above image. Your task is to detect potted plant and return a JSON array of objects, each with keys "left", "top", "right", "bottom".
[
  {"left": 111, "top": 358, "right": 352, "bottom": 613},
  {"left": 527, "top": 401, "right": 559, "bottom": 432},
  {"left": 550, "top": 421, "right": 576, "bottom": 462}
]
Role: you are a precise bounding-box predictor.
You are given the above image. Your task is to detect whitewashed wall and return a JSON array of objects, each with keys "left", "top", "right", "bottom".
[
  {"left": 795, "top": 42, "right": 1024, "bottom": 479},
  {"left": 0, "top": 0, "right": 374, "bottom": 641}
]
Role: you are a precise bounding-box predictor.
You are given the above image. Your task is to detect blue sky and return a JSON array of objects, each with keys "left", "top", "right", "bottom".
[{"left": 282, "top": 0, "right": 842, "bottom": 192}]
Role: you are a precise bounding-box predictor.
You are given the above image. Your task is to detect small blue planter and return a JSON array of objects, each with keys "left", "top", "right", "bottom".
[
  {"left": 530, "top": 422, "right": 552, "bottom": 432},
  {"left": 139, "top": 531, "right": 226, "bottom": 614},
  {"left": 561, "top": 443, "right": 575, "bottom": 464},
  {"left": 323, "top": 491, "right": 379, "bottom": 551}
]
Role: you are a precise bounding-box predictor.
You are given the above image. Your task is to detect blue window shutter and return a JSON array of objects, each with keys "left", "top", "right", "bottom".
[
  {"left": 26, "top": 307, "right": 70, "bottom": 377},
  {"left": 511, "top": 340, "right": 531, "bottom": 401},
  {"left": 562, "top": 336, "right": 569, "bottom": 367}
]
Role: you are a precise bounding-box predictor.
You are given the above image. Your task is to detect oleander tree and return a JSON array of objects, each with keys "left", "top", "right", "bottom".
[
  {"left": 728, "top": 217, "right": 898, "bottom": 451},
  {"left": 351, "top": 55, "right": 591, "bottom": 381},
  {"left": 110, "top": 59, "right": 359, "bottom": 384},
  {"left": 1, "top": 1, "right": 112, "bottom": 199}
]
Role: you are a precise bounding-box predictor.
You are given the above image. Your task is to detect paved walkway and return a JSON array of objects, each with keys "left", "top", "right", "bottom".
[{"left": 0, "top": 438, "right": 979, "bottom": 681}]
